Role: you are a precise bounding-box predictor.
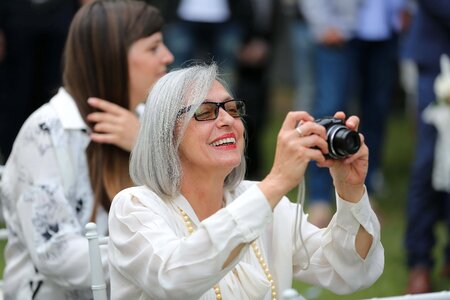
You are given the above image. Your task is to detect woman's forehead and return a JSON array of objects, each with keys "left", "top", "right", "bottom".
[{"left": 205, "top": 81, "right": 230, "bottom": 99}]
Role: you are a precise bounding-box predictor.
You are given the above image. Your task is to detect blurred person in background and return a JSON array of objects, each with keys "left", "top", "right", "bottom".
[
  {"left": 0, "top": 0, "right": 88, "bottom": 162},
  {"left": 403, "top": 0, "right": 450, "bottom": 294},
  {"left": 0, "top": 1, "right": 173, "bottom": 298},
  {"left": 158, "top": 0, "right": 252, "bottom": 86},
  {"left": 301, "top": 0, "right": 409, "bottom": 228},
  {"left": 288, "top": 0, "right": 315, "bottom": 113},
  {"left": 235, "top": 0, "right": 281, "bottom": 180}
]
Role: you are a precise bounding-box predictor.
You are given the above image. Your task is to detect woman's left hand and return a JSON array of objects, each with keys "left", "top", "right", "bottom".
[
  {"left": 317, "top": 112, "right": 368, "bottom": 203},
  {"left": 86, "top": 97, "right": 140, "bottom": 152}
]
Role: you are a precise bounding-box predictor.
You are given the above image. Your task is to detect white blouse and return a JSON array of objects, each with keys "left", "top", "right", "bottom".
[
  {"left": 108, "top": 181, "right": 384, "bottom": 300},
  {"left": 1, "top": 88, "right": 109, "bottom": 300}
]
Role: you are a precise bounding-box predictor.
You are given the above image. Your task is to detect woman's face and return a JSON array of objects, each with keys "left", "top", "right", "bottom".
[
  {"left": 178, "top": 81, "right": 245, "bottom": 177},
  {"left": 128, "top": 32, "right": 174, "bottom": 111}
]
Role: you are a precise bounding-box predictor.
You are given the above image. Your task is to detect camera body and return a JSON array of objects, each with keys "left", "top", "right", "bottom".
[{"left": 315, "top": 117, "right": 361, "bottom": 159}]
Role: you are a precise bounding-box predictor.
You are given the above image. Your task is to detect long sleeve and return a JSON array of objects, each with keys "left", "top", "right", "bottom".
[
  {"left": 108, "top": 185, "right": 273, "bottom": 300},
  {"left": 286, "top": 189, "right": 384, "bottom": 294},
  {"left": 108, "top": 182, "right": 384, "bottom": 299},
  {"left": 2, "top": 102, "right": 108, "bottom": 293}
]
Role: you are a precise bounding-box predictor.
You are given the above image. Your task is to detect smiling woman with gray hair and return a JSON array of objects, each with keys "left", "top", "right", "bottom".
[
  {"left": 130, "top": 64, "right": 245, "bottom": 198},
  {"left": 108, "top": 63, "right": 384, "bottom": 300}
]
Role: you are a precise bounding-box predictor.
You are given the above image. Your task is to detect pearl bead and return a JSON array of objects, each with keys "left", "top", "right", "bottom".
[
  {"left": 251, "top": 241, "right": 277, "bottom": 299},
  {"left": 179, "top": 207, "right": 277, "bottom": 299}
]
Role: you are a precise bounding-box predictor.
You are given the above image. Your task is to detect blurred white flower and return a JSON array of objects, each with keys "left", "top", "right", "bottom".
[
  {"left": 423, "top": 53, "right": 450, "bottom": 192},
  {"left": 434, "top": 54, "right": 450, "bottom": 104}
]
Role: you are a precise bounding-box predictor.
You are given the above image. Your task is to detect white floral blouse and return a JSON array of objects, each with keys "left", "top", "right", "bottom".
[
  {"left": 108, "top": 181, "right": 384, "bottom": 300},
  {"left": 1, "top": 88, "right": 109, "bottom": 300}
]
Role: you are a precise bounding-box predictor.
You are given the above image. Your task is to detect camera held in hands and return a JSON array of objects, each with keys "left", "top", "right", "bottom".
[{"left": 315, "top": 117, "right": 361, "bottom": 159}]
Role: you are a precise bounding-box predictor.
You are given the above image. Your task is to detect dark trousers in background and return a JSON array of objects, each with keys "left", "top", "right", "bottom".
[
  {"left": 405, "top": 66, "right": 450, "bottom": 269},
  {"left": 307, "top": 37, "right": 398, "bottom": 204}
]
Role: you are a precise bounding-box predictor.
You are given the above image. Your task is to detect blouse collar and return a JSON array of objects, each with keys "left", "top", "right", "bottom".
[{"left": 49, "top": 87, "right": 88, "bottom": 130}]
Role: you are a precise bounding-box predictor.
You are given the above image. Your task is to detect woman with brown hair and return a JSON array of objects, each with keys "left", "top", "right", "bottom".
[{"left": 0, "top": 0, "right": 173, "bottom": 299}]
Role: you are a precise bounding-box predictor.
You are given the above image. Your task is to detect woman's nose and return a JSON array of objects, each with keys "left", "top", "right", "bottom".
[
  {"left": 216, "top": 107, "right": 235, "bottom": 125},
  {"left": 162, "top": 44, "right": 174, "bottom": 65}
]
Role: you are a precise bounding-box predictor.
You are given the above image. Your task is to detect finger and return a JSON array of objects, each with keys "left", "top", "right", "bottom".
[
  {"left": 344, "top": 134, "right": 367, "bottom": 164},
  {"left": 345, "top": 115, "right": 360, "bottom": 131},
  {"left": 333, "top": 111, "right": 346, "bottom": 120},
  {"left": 90, "top": 133, "right": 117, "bottom": 145},
  {"left": 281, "top": 111, "right": 314, "bottom": 131},
  {"left": 316, "top": 158, "right": 334, "bottom": 168},
  {"left": 87, "top": 112, "right": 119, "bottom": 124},
  {"left": 93, "top": 122, "right": 120, "bottom": 134},
  {"left": 289, "top": 147, "right": 326, "bottom": 167},
  {"left": 298, "top": 121, "right": 328, "bottom": 140},
  {"left": 344, "top": 150, "right": 367, "bottom": 165},
  {"left": 304, "top": 148, "right": 328, "bottom": 165},
  {"left": 297, "top": 134, "right": 329, "bottom": 154},
  {"left": 88, "top": 97, "right": 125, "bottom": 116}
]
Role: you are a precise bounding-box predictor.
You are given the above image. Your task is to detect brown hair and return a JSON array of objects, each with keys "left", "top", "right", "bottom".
[{"left": 62, "top": 0, "right": 164, "bottom": 219}]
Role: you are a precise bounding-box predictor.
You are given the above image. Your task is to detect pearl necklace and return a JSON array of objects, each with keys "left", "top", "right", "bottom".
[{"left": 178, "top": 207, "right": 277, "bottom": 300}]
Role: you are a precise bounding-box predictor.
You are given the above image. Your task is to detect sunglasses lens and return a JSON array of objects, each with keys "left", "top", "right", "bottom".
[
  {"left": 193, "top": 100, "right": 246, "bottom": 121},
  {"left": 195, "top": 103, "right": 217, "bottom": 121},
  {"left": 226, "top": 100, "right": 245, "bottom": 117}
]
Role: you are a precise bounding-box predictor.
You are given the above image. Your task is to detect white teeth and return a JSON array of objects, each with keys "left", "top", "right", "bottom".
[{"left": 211, "top": 137, "right": 236, "bottom": 147}]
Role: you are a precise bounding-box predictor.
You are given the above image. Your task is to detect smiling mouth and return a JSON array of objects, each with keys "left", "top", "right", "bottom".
[{"left": 210, "top": 137, "right": 236, "bottom": 147}]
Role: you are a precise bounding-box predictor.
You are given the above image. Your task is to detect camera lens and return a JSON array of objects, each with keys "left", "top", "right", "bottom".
[
  {"left": 327, "top": 125, "right": 361, "bottom": 159},
  {"left": 333, "top": 129, "right": 360, "bottom": 155},
  {"left": 315, "top": 117, "right": 361, "bottom": 159}
]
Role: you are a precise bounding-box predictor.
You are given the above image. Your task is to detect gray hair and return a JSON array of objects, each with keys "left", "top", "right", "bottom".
[{"left": 130, "top": 63, "right": 246, "bottom": 198}]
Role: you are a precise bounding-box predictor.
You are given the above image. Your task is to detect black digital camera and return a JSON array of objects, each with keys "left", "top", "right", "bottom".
[{"left": 315, "top": 117, "right": 360, "bottom": 159}]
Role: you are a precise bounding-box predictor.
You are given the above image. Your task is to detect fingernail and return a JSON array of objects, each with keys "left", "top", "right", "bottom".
[{"left": 87, "top": 98, "right": 96, "bottom": 104}]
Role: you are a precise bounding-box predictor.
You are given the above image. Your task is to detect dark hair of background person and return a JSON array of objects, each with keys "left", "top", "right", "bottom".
[{"left": 63, "top": 0, "right": 164, "bottom": 220}]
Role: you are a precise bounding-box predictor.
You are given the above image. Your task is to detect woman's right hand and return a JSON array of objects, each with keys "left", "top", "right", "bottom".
[
  {"left": 258, "top": 111, "right": 328, "bottom": 209},
  {"left": 86, "top": 97, "right": 140, "bottom": 152}
]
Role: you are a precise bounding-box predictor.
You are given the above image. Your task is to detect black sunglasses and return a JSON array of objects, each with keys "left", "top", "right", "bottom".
[{"left": 177, "top": 99, "right": 246, "bottom": 121}]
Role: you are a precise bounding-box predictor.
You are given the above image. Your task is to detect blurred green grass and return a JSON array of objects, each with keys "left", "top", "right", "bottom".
[
  {"left": 0, "top": 238, "right": 4, "bottom": 278},
  {"left": 1, "top": 106, "right": 449, "bottom": 298}
]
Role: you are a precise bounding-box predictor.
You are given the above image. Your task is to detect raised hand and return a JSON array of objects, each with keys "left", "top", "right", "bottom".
[
  {"left": 86, "top": 97, "right": 140, "bottom": 152},
  {"left": 317, "top": 112, "right": 368, "bottom": 203},
  {"left": 259, "top": 111, "right": 328, "bottom": 208}
]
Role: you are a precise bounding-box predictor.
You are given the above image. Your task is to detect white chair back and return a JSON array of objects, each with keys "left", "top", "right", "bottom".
[
  {"left": 363, "top": 291, "right": 450, "bottom": 300},
  {"left": 0, "top": 165, "right": 6, "bottom": 299},
  {"left": 282, "top": 288, "right": 306, "bottom": 299},
  {"left": 0, "top": 228, "right": 5, "bottom": 300},
  {"left": 85, "top": 222, "right": 108, "bottom": 300},
  {"left": 0, "top": 164, "right": 5, "bottom": 223},
  {"left": 282, "top": 288, "right": 450, "bottom": 300}
]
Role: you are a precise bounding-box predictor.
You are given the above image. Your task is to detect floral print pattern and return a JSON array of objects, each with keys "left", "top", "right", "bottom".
[{"left": 1, "top": 89, "right": 108, "bottom": 299}]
